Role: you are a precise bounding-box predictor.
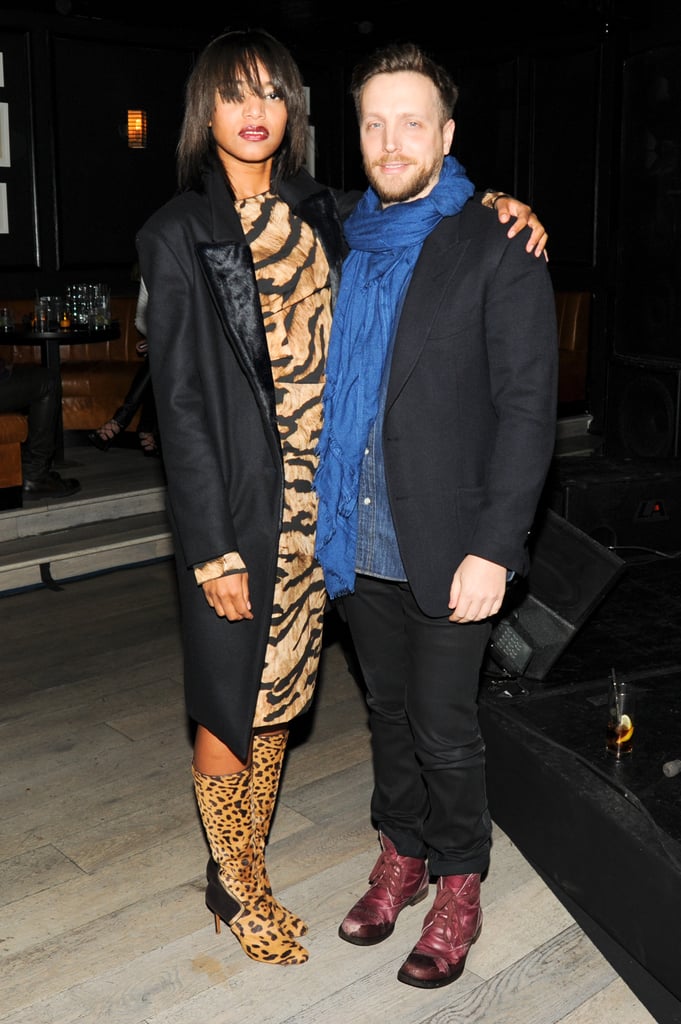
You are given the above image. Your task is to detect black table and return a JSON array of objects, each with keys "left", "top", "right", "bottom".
[{"left": 7, "top": 322, "right": 120, "bottom": 462}]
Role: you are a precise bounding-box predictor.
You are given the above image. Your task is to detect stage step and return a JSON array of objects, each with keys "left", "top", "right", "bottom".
[
  {"left": 0, "top": 510, "right": 173, "bottom": 595},
  {"left": 0, "top": 446, "right": 173, "bottom": 595}
]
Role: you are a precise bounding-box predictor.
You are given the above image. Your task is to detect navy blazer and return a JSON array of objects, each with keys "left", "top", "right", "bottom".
[{"left": 381, "top": 198, "right": 558, "bottom": 617}]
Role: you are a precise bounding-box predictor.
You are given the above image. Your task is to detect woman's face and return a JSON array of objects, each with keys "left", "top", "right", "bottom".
[{"left": 210, "top": 61, "right": 288, "bottom": 176}]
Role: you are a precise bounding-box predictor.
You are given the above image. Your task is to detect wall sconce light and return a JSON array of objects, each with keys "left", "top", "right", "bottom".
[{"left": 127, "top": 110, "right": 148, "bottom": 149}]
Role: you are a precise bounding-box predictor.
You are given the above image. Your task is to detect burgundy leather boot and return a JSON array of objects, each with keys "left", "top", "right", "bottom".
[
  {"left": 339, "top": 832, "right": 429, "bottom": 946},
  {"left": 397, "top": 873, "right": 482, "bottom": 988}
]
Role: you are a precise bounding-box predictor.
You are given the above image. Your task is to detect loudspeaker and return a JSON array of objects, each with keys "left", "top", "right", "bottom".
[
  {"left": 606, "top": 358, "right": 681, "bottom": 460},
  {"left": 551, "top": 456, "right": 681, "bottom": 552},
  {"left": 484, "top": 509, "right": 625, "bottom": 681}
]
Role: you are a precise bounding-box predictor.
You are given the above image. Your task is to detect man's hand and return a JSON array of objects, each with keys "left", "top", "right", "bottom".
[
  {"left": 494, "top": 196, "right": 549, "bottom": 260},
  {"left": 448, "top": 554, "right": 507, "bottom": 623},
  {"left": 202, "top": 572, "right": 253, "bottom": 620}
]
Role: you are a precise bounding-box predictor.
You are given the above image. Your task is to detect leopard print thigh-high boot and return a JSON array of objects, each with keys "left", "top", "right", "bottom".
[
  {"left": 192, "top": 764, "right": 308, "bottom": 965},
  {"left": 251, "top": 731, "right": 308, "bottom": 938}
]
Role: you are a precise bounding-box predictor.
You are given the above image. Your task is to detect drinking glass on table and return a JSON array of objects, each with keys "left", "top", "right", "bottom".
[
  {"left": 66, "top": 284, "right": 91, "bottom": 329},
  {"left": 88, "top": 284, "right": 111, "bottom": 330},
  {"left": 0, "top": 306, "right": 14, "bottom": 332},
  {"left": 606, "top": 669, "right": 635, "bottom": 758},
  {"left": 34, "top": 296, "right": 61, "bottom": 333}
]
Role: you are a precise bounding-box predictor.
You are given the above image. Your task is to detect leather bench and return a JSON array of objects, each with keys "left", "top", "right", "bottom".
[
  {"left": 555, "top": 290, "right": 590, "bottom": 407},
  {"left": 0, "top": 411, "right": 29, "bottom": 509}
]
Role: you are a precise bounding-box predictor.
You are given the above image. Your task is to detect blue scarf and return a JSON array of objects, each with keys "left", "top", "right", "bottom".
[{"left": 314, "top": 155, "right": 475, "bottom": 598}]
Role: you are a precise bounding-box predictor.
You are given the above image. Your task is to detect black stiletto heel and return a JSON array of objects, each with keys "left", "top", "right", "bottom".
[
  {"left": 138, "top": 431, "right": 161, "bottom": 458},
  {"left": 87, "top": 419, "right": 121, "bottom": 452}
]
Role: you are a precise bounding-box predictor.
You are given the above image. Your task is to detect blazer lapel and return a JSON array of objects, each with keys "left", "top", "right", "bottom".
[{"left": 387, "top": 224, "right": 470, "bottom": 408}]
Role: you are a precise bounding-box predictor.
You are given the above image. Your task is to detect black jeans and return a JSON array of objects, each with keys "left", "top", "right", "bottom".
[
  {"left": 339, "top": 573, "right": 492, "bottom": 877},
  {"left": 0, "top": 364, "right": 60, "bottom": 481}
]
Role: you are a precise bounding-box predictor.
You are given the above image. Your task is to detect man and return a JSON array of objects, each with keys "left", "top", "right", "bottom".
[
  {"left": 314, "top": 43, "right": 558, "bottom": 989},
  {"left": 0, "top": 360, "right": 80, "bottom": 499}
]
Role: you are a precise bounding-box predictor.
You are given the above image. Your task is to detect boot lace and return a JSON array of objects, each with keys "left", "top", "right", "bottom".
[
  {"left": 419, "top": 880, "right": 481, "bottom": 953},
  {"left": 424, "top": 886, "right": 462, "bottom": 943},
  {"left": 370, "top": 847, "right": 409, "bottom": 897}
]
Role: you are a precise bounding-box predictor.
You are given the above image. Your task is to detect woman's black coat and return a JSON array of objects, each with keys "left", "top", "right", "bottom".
[{"left": 136, "top": 166, "right": 347, "bottom": 762}]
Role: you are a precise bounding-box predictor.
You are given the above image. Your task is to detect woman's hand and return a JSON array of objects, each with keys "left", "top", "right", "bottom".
[
  {"left": 202, "top": 572, "right": 253, "bottom": 620},
  {"left": 495, "top": 196, "right": 549, "bottom": 260}
]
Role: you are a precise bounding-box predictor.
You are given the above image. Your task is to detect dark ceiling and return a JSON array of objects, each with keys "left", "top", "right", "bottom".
[
  {"left": 8, "top": 1, "right": 656, "bottom": 42},
  {"left": 9, "top": 0, "right": 681, "bottom": 55},
  {"left": 12, "top": 1, "right": 419, "bottom": 38}
]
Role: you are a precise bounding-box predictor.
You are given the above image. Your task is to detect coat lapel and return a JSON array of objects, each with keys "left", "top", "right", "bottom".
[
  {"left": 197, "top": 240, "right": 279, "bottom": 442},
  {"left": 284, "top": 184, "right": 346, "bottom": 303}
]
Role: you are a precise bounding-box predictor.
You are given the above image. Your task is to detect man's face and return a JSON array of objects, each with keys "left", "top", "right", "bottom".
[{"left": 358, "top": 70, "right": 455, "bottom": 206}]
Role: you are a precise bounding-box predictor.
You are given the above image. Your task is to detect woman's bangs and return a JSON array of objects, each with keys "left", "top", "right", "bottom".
[{"left": 215, "top": 48, "right": 286, "bottom": 104}]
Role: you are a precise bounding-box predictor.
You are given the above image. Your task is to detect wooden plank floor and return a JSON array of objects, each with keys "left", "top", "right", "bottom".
[{"left": 0, "top": 559, "right": 658, "bottom": 1024}]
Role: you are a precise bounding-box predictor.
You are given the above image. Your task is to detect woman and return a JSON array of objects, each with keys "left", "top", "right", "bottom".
[{"left": 136, "top": 28, "right": 547, "bottom": 967}]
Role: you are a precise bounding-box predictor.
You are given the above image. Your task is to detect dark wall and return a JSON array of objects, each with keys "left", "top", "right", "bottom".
[
  {"left": 2, "top": 2, "right": 681, "bottom": 443},
  {"left": 614, "top": 43, "right": 681, "bottom": 362},
  {"left": 52, "top": 36, "right": 192, "bottom": 272},
  {"left": 0, "top": 11, "right": 212, "bottom": 297}
]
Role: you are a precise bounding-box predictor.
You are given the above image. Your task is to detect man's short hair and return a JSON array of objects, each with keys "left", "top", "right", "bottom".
[{"left": 350, "top": 42, "right": 459, "bottom": 125}]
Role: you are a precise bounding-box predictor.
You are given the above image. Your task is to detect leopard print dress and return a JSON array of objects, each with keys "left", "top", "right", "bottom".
[{"left": 235, "top": 191, "right": 331, "bottom": 728}]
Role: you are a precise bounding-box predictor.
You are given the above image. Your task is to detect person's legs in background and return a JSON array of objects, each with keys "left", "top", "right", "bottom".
[
  {"left": 88, "top": 360, "right": 159, "bottom": 456},
  {"left": 0, "top": 364, "right": 80, "bottom": 499},
  {"left": 135, "top": 376, "right": 160, "bottom": 457}
]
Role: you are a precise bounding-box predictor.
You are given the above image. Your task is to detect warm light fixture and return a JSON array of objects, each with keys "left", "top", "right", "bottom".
[{"left": 127, "top": 110, "right": 148, "bottom": 149}]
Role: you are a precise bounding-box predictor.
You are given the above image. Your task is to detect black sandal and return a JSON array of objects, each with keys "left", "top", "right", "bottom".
[
  {"left": 138, "top": 431, "right": 161, "bottom": 458},
  {"left": 87, "top": 419, "right": 122, "bottom": 452}
]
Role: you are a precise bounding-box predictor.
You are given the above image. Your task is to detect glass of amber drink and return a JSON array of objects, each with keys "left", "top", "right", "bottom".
[{"left": 606, "top": 672, "right": 634, "bottom": 757}]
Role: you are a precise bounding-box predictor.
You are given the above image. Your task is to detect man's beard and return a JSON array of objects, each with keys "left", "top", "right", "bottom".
[{"left": 364, "top": 154, "right": 443, "bottom": 205}]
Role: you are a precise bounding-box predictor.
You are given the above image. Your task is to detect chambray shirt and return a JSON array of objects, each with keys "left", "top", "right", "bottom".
[{"left": 355, "top": 338, "right": 407, "bottom": 582}]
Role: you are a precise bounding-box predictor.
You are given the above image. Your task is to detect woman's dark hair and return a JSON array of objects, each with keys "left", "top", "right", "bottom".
[
  {"left": 177, "top": 29, "right": 309, "bottom": 192},
  {"left": 350, "top": 42, "right": 459, "bottom": 126}
]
